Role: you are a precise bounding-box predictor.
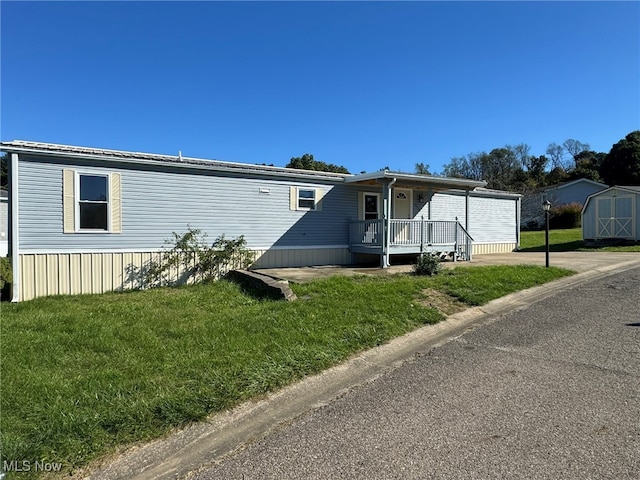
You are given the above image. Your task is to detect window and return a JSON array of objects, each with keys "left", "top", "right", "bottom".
[
  {"left": 79, "top": 174, "right": 109, "bottom": 230},
  {"left": 63, "top": 170, "right": 121, "bottom": 233},
  {"left": 289, "top": 187, "right": 323, "bottom": 211},
  {"left": 364, "top": 193, "right": 379, "bottom": 220},
  {"left": 297, "top": 188, "right": 317, "bottom": 210}
]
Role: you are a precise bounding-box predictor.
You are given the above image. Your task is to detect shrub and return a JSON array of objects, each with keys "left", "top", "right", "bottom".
[
  {"left": 0, "top": 256, "right": 12, "bottom": 301},
  {"left": 549, "top": 202, "right": 582, "bottom": 229},
  {"left": 413, "top": 253, "right": 442, "bottom": 276},
  {"left": 138, "top": 227, "right": 254, "bottom": 288}
]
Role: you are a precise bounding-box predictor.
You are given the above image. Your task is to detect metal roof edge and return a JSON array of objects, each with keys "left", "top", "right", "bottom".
[
  {"left": 345, "top": 170, "right": 487, "bottom": 188},
  {"left": 439, "top": 187, "right": 521, "bottom": 199},
  {"left": 554, "top": 178, "right": 608, "bottom": 191},
  {"left": 0, "top": 141, "right": 347, "bottom": 183}
]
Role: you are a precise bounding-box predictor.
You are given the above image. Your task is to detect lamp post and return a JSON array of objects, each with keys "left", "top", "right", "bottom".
[{"left": 543, "top": 200, "right": 551, "bottom": 268}]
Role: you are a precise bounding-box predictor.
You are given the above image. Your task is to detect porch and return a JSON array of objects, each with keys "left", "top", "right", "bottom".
[{"left": 349, "top": 219, "right": 474, "bottom": 261}]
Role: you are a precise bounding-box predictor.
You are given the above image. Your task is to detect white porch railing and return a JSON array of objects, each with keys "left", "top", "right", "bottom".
[
  {"left": 349, "top": 219, "right": 474, "bottom": 260},
  {"left": 349, "top": 219, "right": 384, "bottom": 247}
]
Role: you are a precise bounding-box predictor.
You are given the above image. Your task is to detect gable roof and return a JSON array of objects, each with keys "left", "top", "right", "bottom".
[
  {"left": 581, "top": 185, "right": 640, "bottom": 214},
  {"left": 553, "top": 178, "right": 608, "bottom": 190},
  {"left": 527, "top": 178, "right": 608, "bottom": 196}
]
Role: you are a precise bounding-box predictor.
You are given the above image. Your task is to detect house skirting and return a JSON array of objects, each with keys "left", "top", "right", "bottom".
[
  {"left": 251, "top": 246, "right": 352, "bottom": 269},
  {"left": 14, "top": 245, "right": 517, "bottom": 301},
  {"left": 472, "top": 242, "right": 517, "bottom": 255},
  {"left": 15, "top": 247, "right": 353, "bottom": 301}
]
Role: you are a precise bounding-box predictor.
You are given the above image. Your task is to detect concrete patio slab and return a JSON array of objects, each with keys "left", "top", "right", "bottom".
[{"left": 253, "top": 251, "right": 640, "bottom": 283}]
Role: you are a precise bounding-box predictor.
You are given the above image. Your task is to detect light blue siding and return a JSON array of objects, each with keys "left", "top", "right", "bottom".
[
  {"left": 18, "top": 156, "right": 357, "bottom": 252},
  {"left": 553, "top": 181, "right": 606, "bottom": 205},
  {"left": 17, "top": 154, "right": 520, "bottom": 256}
]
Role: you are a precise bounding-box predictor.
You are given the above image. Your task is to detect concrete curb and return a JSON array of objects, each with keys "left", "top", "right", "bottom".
[{"left": 85, "top": 258, "right": 640, "bottom": 480}]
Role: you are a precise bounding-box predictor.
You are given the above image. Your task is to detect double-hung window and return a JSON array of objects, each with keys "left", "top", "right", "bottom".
[
  {"left": 62, "top": 169, "right": 122, "bottom": 233},
  {"left": 289, "top": 186, "right": 323, "bottom": 212},
  {"left": 297, "top": 188, "right": 317, "bottom": 210},
  {"left": 78, "top": 174, "right": 109, "bottom": 230}
]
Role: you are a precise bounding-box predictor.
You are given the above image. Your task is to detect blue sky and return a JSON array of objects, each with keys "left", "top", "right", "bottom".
[{"left": 2, "top": 1, "right": 639, "bottom": 174}]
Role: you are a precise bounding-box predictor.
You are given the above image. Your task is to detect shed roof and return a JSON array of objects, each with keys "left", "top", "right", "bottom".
[{"left": 581, "top": 185, "right": 640, "bottom": 214}]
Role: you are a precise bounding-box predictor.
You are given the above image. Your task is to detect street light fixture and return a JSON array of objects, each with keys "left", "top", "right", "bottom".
[{"left": 543, "top": 200, "right": 551, "bottom": 268}]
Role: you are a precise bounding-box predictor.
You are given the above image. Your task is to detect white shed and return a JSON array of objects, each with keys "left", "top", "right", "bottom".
[{"left": 582, "top": 186, "right": 640, "bottom": 241}]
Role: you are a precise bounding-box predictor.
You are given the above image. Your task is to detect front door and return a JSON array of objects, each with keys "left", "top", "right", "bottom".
[
  {"left": 393, "top": 189, "right": 412, "bottom": 243},
  {"left": 393, "top": 189, "right": 412, "bottom": 219}
]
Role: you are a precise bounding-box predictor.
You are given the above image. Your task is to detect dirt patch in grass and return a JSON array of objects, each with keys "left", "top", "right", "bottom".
[{"left": 416, "top": 288, "right": 468, "bottom": 316}]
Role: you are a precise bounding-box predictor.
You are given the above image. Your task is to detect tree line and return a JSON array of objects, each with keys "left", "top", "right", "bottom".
[
  {"left": 284, "top": 131, "right": 639, "bottom": 193},
  {"left": 440, "top": 130, "right": 640, "bottom": 192}
]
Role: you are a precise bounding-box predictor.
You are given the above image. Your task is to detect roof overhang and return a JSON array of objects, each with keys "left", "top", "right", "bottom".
[
  {"left": 581, "top": 185, "right": 640, "bottom": 214},
  {"left": 344, "top": 170, "right": 487, "bottom": 190},
  {"left": 0, "top": 141, "right": 347, "bottom": 183}
]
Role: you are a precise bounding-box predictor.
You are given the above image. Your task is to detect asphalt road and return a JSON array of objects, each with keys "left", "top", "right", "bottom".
[{"left": 189, "top": 267, "right": 640, "bottom": 480}]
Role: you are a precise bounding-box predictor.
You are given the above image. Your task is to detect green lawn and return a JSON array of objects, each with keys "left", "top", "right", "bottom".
[
  {"left": 0, "top": 265, "right": 573, "bottom": 478},
  {"left": 520, "top": 228, "right": 640, "bottom": 252}
]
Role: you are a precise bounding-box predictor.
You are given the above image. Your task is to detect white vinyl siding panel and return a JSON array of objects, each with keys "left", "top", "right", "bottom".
[
  {"left": 468, "top": 196, "right": 517, "bottom": 243},
  {"left": 417, "top": 191, "right": 518, "bottom": 243}
]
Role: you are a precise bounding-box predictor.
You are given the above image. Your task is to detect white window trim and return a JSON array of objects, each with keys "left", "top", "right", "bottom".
[
  {"left": 362, "top": 192, "right": 381, "bottom": 220},
  {"left": 75, "top": 171, "right": 112, "bottom": 232},
  {"left": 296, "top": 187, "right": 317, "bottom": 211}
]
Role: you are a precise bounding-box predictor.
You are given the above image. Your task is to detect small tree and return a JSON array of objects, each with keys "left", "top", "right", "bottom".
[{"left": 140, "top": 227, "right": 254, "bottom": 288}]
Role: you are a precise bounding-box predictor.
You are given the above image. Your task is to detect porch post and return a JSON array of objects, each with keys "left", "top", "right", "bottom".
[
  {"left": 465, "top": 188, "right": 470, "bottom": 231},
  {"left": 382, "top": 178, "right": 396, "bottom": 268},
  {"left": 9, "top": 153, "right": 20, "bottom": 302}
]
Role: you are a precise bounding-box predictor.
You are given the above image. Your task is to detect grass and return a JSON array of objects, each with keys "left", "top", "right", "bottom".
[
  {"left": 0, "top": 265, "right": 573, "bottom": 478},
  {"left": 519, "top": 228, "right": 640, "bottom": 252}
]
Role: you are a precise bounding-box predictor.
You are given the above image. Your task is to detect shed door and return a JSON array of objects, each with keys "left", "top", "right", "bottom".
[{"left": 596, "top": 196, "right": 634, "bottom": 239}]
